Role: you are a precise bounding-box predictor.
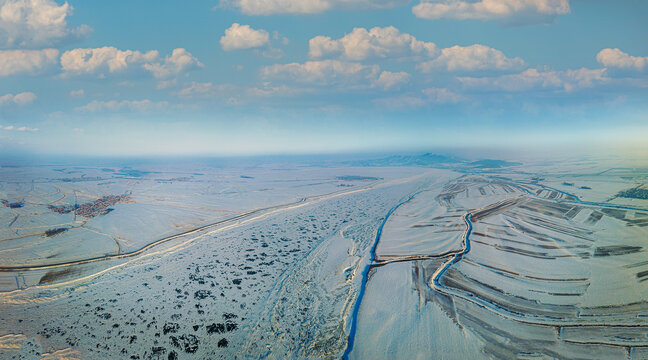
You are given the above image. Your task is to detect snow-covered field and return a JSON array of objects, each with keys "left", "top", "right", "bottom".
[{"left": 1, "top": 157, "right": 647, "bottom": 359}]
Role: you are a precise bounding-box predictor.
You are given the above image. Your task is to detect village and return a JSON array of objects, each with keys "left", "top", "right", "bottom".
[{"left": 48, "top": 193, "right": 131, "bottom": 218}]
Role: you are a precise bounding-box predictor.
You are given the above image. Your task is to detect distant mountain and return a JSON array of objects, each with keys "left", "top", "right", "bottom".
[
  {"left": 347, "top": 153, "right": 523, "bottom": 170},
  {"left": 349, "top": 153, "right": 463, "bottom": 167},
  {"left": 467, "top": 159, "right": 522, "bottom": 168}
]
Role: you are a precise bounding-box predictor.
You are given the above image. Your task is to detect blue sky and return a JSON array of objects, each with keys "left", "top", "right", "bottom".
[{"left": 0, "top": 0, "right": 646, "bottom": 157}]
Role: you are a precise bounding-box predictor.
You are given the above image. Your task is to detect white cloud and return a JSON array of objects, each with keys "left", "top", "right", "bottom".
[
  {"left": 418, "top": 44, "right": 525, "bottom": 72},
  {"left": 224, "top": 0, "right": 330, "bottom": 15},
  {"left": 220, "top": 24, "right": 285, "bottom": 59},
  {"left": 75, "top": 99, "right": 169, "bottom": 112},
  {"left": 596, "top": 48, "right": 647, "bottom": 71},
  {"left": 0, "top": 49, "right": 58, "bottom": 76},
  {"left": 309, "top": 26, "right": 437, "bottom": 60},
  {"left": 458, "top": 67, "right": 607, "bottom": 92},
  {"left": 261, "top": 59, "right": 380, "bottom": 86},
  {"left": 0, "top": 0, "right": 91, "bottom": 48},
  {"left": 374, "top": 71, "right": 409, "bottom": 90},
  {"left": 143, "top": 48, "right": 203, "bottom": 78},
  {"left": 220, "top": 23, "right": 269, "bottom": 51},
  {"left": 220, "top": 0, "right": 408, "bottom": 15},
  {"left": 308, "top": 29, "right": 525, "bottom": 78},
  {"left": 61, "top": 47, "right": 158, "bottom": 75},
  {"left": 413, "top": 0, "right": 570, "bottom": 23},
  {"left": 61, "top": 47, "right": 202, "bottom": 78},
  {"left": 0, "top": 91, "right": 36, "bottom": 105}
]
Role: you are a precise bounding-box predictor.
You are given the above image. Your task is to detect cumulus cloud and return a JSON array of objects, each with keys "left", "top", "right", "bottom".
[
  {"left": 0, "top": 49, "right": 58, "bottom": 76},
  {"left": 309, "top": 26, "right": 437, "bottom": 60},
  {"left": 0, "top": 91, "right": 36, "bottom": 105},
  {"left": 596, "top": 48, "right": 647, "bottom": 71},
  {"left": 261, "top": 59, "right": 380, "bottom": 86},
  {"left": 0, "top": 0, "right": 91, "bottom": 48},
  {"left": 413, "top": 0, "right": 570, "bottom": 24},
  {"left": 220, "top": 23, "right": 269, "bottom": 51},
  {"left": 61, "top": 47, "right": 158, "bottom": 75},
  {"left": 418, "top": 44, "right": 525, "bottom": 72},
  {"left": 308, "top": 28, "right": 524, "bottom": 76},
  {"left": 143, "top": 48, "right": 203, "bottom": 78},
  {"left": 220, "top": 0, "right": 408, "bottom": 15},
  {"left": 374, "top": 71, "right": 409, "bottom": 90},
  {"left": 61, "top": 47, "right": 202, "bottom": 78},
  {"left": 75, "top": 99, "right": 169, "bottom": 112},
  {"left": 458, "top": 67, "right": 607, "bottom": 92}
]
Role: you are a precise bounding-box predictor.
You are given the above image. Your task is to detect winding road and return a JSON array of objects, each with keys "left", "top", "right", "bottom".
[{"left": 0, "top": 181, "right": 388, "bottom": 273}]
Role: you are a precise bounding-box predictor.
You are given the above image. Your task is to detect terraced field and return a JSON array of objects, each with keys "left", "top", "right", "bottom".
[{"left": 349, "top": 171, "right": 648, "bottom": 359}]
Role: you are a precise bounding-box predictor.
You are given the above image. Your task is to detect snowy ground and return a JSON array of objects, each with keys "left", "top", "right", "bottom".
[
  {"left": 1, "top": 157, "right": 647, "bottom": 359},
  {"left": 348, "top": 162, "right": 648, "bottom": 360}
]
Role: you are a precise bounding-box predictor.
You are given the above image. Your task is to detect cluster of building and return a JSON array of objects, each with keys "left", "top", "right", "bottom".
[
  {"left": 57, "top": 176, "right": 103, "bottom": 183},
  {"left": 618, "top": 187, "right": 648, "bottom": 200},
  {"left": 155, "top": 176, "right": 192, "bottom": 183},
  {"left": 48, "top": 193, "right": 132, "bottom": 218},
  {"left": 48, "top": 204, "right": 75, "bottom": 214}
]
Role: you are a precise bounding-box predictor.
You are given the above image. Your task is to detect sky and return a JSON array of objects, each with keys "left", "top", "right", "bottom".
[{"left": 0, "top": 0, "right": 646, "bottom": 157}]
